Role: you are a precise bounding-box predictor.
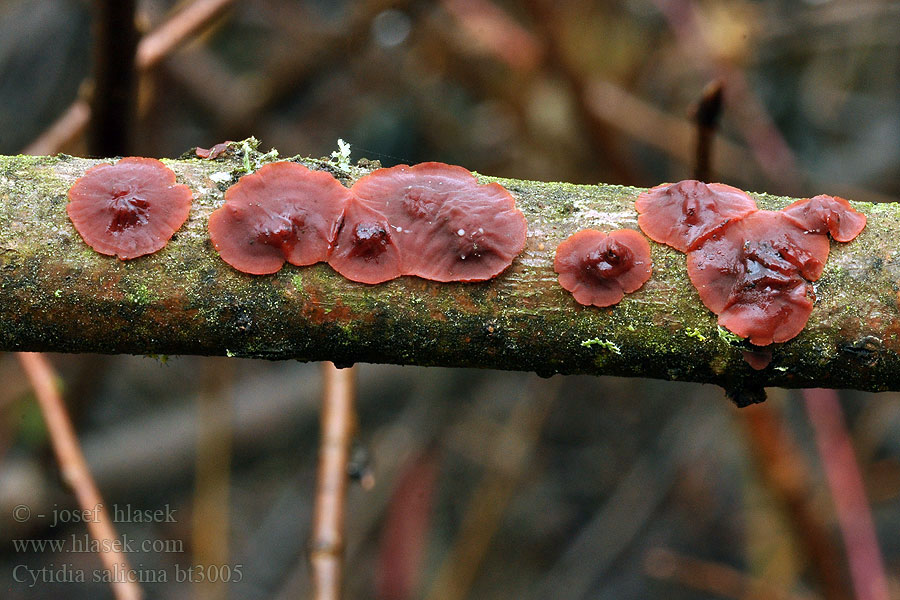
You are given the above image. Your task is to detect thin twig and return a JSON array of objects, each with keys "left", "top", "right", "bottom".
[
  {"left": 16, "top": 352, "right": 143, "bottom": 600},
  {"left": 424, "top": 378, "right": 556, "bottom": 600},
  {"left": 740, "top": 399, "right": 849, "bottom": 600},
  {"left": 21, "top": 0, "right": 237, "bottom": 155},
  {"left": 651, "top": 0, "right": 803, "bottom": 193},
  {"left": 644, "top": 546, "right": 818, "bottom": 600},
  {"left": 89, "top": 0, "right": 138, "bottom": 156},
  {"left": 311, "top": 363, "right": 357, "bottom": 600},
  {"left": 136, "top": 0, "right": 235, "bottom": 70},
  {"left": 804, "top": 389, "right": 891, "bottom": 600},
  {"left": 692, "top": 79, "right": 723, "bottom": 182},
  {"left": 193, "top": 357, "right": 234, "bottom": 600}
]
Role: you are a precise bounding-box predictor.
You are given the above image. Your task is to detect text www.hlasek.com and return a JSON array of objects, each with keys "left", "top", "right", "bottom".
[{"left": 12, "top": 533, "right": 183, "bottom": 554}]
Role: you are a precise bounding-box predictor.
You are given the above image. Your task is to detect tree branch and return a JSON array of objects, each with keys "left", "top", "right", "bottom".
[{"left": 1, "top": 144, "right": 897, "bottom": 399}]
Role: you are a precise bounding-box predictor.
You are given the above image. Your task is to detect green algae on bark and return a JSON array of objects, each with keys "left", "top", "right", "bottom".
[{"left": 2, "top": 143, "right": 900, "bottom": 402}]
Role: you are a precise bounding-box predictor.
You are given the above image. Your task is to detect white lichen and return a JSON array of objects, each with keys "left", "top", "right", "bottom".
[
  {"left": 330, "top": 138, "right": 352, "bottom": 172},
  {"left": 210, "top": 171, "right": 232, "bottom": 184}
]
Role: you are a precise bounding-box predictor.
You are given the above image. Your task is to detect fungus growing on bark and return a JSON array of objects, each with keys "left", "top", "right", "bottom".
[
  {"left": 554, "top": 229, "right": 652, "bottom": 307},
  {"left": 66, "top": 157, "right": 192, "bottom": 259},
  {"left": 195, "top": 141, "right": 233, "bottom": 159},
  {"left": 782, "top": 194, "right": 867, "bottom": 242},
  {"left": 208, "top": 162, "right": 351, "bottom": 275},
  {"left": 346, "top": 162, "right": 527, "bottom": 282},
  {"left": 328, "top": 197, "right": 403, "bottom": 284},
  {"left": 636, "top": 180, "right": 867, "bottom": 348},
  {"left": 686, "top": 211, "right": 831, "bottom": 345},
  {"left": 635, "top": 180, "right": 757, "bottom": 252}
]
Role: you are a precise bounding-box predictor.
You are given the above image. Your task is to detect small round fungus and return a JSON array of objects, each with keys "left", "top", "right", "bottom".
[
  {"left": 742, "top": 349, "right": 773, "bottom": 370},
  {"left": 66, "top": 157, "right": 192, "bottom": 259},
  {"left": 208, "top": 162, "right": 351, "bottom": 275},
  {"left": 328, "top": 198, "right": 403, "bottom": 284},
  {"left": 349, "top": 162, "right": 527, "bottom": 282},
  {"left": 195, "top": 141, "right": 233, "bottom": 159},
  {"left": 686, "top": 211, "right": 830, "bottom": 345},
  {"left": 635, "top": 180, "right": 758, "bottom": 252},
  {"left": 554, "top": 229, "right": 652, "bottom": 307},
  {"left": 782, "top": 194, "right": 867, "bottom": 242}
]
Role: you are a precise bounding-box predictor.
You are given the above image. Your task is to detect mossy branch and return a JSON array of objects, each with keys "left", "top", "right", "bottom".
[{"left": 1, "top": 142, "right": 898, "bottom": 403}]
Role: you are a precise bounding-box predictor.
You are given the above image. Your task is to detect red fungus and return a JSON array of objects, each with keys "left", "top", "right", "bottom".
[
  {"left": 347, "top": 162, "right": 527, "bottom": 282},
  {"left": 742, "top": 349, "right": 773, "bottom": 370},
  {"left": 635, "top": 180, "right": 757, "bottom": 252},
  {"left": 66, "top": 157, "right": 192, "bottom": 259},
  {"left": 207, "top": 162, "right": 351, "bottom": 275},
  {"left": 686, "top": 211, "right": 831, "bottom": 345},
  {"left": 196, "top": 141, "right": 233, "bottom": 159},
  {"left": 554, "top": 229, "right": 652, "bottom": 307},
  {"left": 328, "top": 197, "right": 403, "bottom": 284},
  {"left": 782, "top": 194, "right": 867, "bottom": 242}
]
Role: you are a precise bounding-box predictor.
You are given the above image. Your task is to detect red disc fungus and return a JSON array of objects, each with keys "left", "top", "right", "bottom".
[
  {"left": 328, "top": 197, "right": 403, "bottom": 284},
  {"left": 782, "top": 194, "right": 867, "bottom": 242},
  {"left": 635, "top": 180, "right": 758, "bottom": 252},
  {"left": 208, "top": 162, "right": 351, "bottom": 275},
  {"left": 346, "top": 162, "right": 528, "bottom": 282},
  {"left": 195, "top": 141, "right": 233, "bottom": 159},
  {"left": 66, "top": 157, "right": 193, "bottom": 260},
  {"left": 742, "top": 349, "right": 773, "bottom": 370},
  {"left": 554, "top": 229, "right": 652, "bottom": 307},
  {"left": 686, "top": 211, "right": 831, "bottom": 345}
]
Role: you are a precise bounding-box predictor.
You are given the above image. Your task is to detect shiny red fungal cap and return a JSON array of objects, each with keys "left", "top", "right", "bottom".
[
  {"left": 208, "top": 162, "right": 351, "bottom": 275},
  {"left": 196, "top": 141, "right": 232, "bottom": 159},
  {"left": 348, "top": 162, "right": 527, "bottom": 282},
  {"left": 67, "top": 157, "right": 192, "bottom": 259},
  {"left": 686, "top": 212, "right": 830, "bottom": 345},
  {"left": 782, "top": 194, "right": 867, "bottom": 242},
  {"left": 554, "top": 229, "right": 652, "bottom": 307},
  {"left": 329, "top": 197, "right": 403, "bottom": 284},
  {"left": 635, "top": 180, "right": 758, "bottom": 252}
]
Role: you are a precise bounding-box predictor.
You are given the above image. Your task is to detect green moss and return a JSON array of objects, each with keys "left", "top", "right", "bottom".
[
  {"left": 581, "top": 338, "right": 621, "bottom": 354},
  {"left": 717, "top": 326, "right": 743, "bottom": 344},
  {"left": 685, "top": 328, "right": 708, "bottom": 342}
]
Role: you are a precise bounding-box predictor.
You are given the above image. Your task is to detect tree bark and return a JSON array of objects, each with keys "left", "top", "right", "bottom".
[{"left": 1, "top": 143, "right": 898, "bottom": 402}]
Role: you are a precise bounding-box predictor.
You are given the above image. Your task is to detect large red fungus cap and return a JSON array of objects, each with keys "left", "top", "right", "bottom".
[
  {"left": 208, "top": 162, "right": 351, "bottom": 275},
  {"left": 635, "top": 180, "right": 758, "bottom": 252},
  {"left": 349, "top": 162, "right": 527, "bottom": 282},
  {"left": 554, "top": 229, "right": 652, "bottom": 307},
  {"left": 686, "top": 211, "right": 830, "bottom": 345},
  {"left": 782, "top": 194, "right": 867, "bottom": 242},
  {"left": 66, "top": 157, "right": 192, "bottom": 259},
  {"left": 328, "top": 197, "right": 403, "bottom": 284}
]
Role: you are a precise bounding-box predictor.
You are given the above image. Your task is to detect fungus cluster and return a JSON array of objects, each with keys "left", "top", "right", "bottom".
[
  {"left": 554, "top": 229, "right": 651, "bottom": 307},
  {"left": 67, "top": 157, "right": 527, "bottom": 283},
  {"left": 333, "top": 163, "right": 528, "bottom": 283},
  {"left": 207, "top": 161, "right": 527, "bottom": 283},
  {"left": 66, "top": 157, "right": 192, "bottom": 259},
  {"left": 636, "top": 181, "right": 866, "bottom": 347}
]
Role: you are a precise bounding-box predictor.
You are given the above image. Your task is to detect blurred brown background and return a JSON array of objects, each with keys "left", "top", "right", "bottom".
[{"left": 1, "top": 0, "right": 899, "bottom": 598}]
